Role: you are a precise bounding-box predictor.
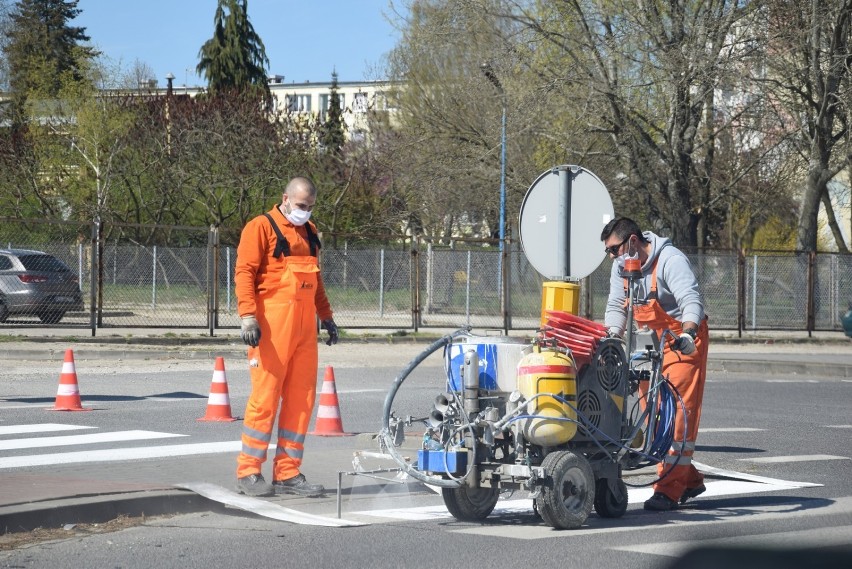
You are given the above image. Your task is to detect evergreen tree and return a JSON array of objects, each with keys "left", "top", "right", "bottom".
[
  {"left": 196, "top": 0, "right": 270, "bottom": 100},
  {"left": 2, "top": 0, "right": 96, "bottom": 123},
  {"left": 321, "top": 71, "right": 345, "bottom": 152}
]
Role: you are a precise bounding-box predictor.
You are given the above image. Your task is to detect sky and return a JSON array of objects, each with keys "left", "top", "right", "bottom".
[{"left": 74, "top": 1, "right": 403, "bottom": 88}]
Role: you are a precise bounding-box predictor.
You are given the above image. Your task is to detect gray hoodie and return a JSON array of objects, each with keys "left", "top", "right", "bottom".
[{"left": 604, "top": 231, "right": 705, "bottom": 336}]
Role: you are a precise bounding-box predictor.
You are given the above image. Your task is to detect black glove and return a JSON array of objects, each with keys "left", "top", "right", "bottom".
[
  {"left": 321, "top": 319, "right": 339, "bottom": 346},
  {"left": 240, "top": 315, "right": 260, "bottom": 347}
]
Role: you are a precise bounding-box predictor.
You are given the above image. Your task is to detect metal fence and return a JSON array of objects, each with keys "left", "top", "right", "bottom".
[{"left": 2, "top": 219, "right": 851, "bottom": 335}]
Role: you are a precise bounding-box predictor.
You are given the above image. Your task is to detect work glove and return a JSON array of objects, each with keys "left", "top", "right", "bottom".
[
  {"left": 321, "top": 319, "right": 339, "bottom": 346},
  {"left": 240, "top": 315, "right": 260, "bottom": 347},
  {"left": 606, "top": 327, "right": 622, "bottom": 339},
  {"left": 672, "top": 332, "right": 696, "bottom": 355}
]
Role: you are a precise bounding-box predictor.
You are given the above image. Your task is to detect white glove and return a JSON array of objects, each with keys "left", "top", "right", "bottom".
[
  {"left": 672, "top": 332, "right": 696, "bottom": 355},
  {"left": 240, "top": 315, "right": 260, "bottom": 347},
  {"left": 606, "top": 327, "right": 622, "bottom": 339}
]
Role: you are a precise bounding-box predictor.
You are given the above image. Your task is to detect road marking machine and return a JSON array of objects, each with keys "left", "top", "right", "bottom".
[{"left": 378, "top": 166, "right": 687, "bottom": 529}]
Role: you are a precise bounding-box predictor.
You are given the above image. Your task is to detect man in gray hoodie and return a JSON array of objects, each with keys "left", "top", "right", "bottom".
[{"left": 601, "top": 217, "right": 709, "bottom": 511}]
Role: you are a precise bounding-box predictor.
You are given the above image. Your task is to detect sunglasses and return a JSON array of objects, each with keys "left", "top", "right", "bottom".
[{"left": 604, "top": 236, "right": 630, "bottom": 257}]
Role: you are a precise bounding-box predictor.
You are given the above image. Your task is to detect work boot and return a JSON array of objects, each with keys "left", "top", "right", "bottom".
[
  {"left": 679, "top": 483, "right": 707, "bottom": 504},
  {"left": 272, "top": 474, "right": 325, "bottom": 497},
  {"left": 236, "top": 473, "right": 274, "bottom": 497},
  {"left": 644, "top": 492, "right": 678, "bottom": 511}
]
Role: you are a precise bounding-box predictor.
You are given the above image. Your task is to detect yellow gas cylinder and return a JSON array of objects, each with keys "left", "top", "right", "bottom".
[{"left": 516, "top": 346, "right": 577, "bottom": 446}]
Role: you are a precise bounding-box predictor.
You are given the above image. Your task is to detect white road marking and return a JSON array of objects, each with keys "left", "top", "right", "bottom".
[
  {"left": 766, "top": 379, "right": 820, "bottom": 383},
  {"left": 826, "top": 425, "right": 852, "bottom": 429},
  {"left": 699, "top": 427, "right": 764, "bottom": 433},
  {"left": 614, "top": 520, "right": 852, "bottom": 557},
  {"left": 176, "top": 482, "right": 366, "bottom": 527},
  {"left": 0, "top": 423, "right": 96, "bottom": 436},
  {"left": 739, "top": 454, "right": 850, "bottom": 464},
  {"left": 0, "top": 430, "right": 187, "bottom": 451},
  {"left": 354, "top": 475, "right": 820, "bottom": 526},
  {"left": 0, "top": 441, "right": 242, "bottom": 469},
  {"left": 453, "top": 488, "right": 848, "bottom": 541}
]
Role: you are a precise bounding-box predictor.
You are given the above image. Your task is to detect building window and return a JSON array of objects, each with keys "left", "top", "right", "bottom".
[
  {"left": 319, "top": 93, "right": 345, "bottom": 120},
  {"left": 353, "top": 92, "right": 369, "bottom": 113},
  {"left": 286, "top": 94, "right": 311, "bottom": 113}
]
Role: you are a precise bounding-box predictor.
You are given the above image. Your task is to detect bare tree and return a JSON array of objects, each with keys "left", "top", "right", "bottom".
[{"left": 758, "top": 0, "right": 852, "bottom": 252}]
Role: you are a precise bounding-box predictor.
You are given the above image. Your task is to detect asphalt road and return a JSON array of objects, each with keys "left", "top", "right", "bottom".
[{"left": 1, "top": 340, "right": 851, "bottom": 567}]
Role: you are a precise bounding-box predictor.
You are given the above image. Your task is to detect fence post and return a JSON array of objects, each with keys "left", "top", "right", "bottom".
[
  {"left": 807, "top": 250, "right": 816, "bottom": 337},
  {"left": 465, "top": 250, "right": 471, "bottom": 326},
  {"left": 411, "top": 242, "right": 420, "bottom": 332},
  {"left": 502, "top": 240, "right": 510, "bottom": 333},
  {"left": 207, "top": 225, "right": 219, "bottom": 336},
  {"left": 151, "top": 245, "right": 157, "bottom": 309},
  {"left": 89, "top": 218, "right": 100, "bottom": 336},
  {"left": 379, "top": 249, "right": 385, "bottom": 317},
  {"left": 737, "top": 249, "right": 745, "bottom": 338}
]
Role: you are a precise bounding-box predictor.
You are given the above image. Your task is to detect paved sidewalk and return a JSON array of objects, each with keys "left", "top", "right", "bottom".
[{"left": 2, "top": 326, "right": 852, "bottom": 534}]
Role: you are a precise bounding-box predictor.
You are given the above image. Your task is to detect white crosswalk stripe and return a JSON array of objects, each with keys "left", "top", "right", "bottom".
[{"left": 0, "top": 422, "right": 233, "bottom": 470}]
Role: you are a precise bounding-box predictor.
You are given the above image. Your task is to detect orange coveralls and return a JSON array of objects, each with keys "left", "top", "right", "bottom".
[
  {"left": 234, "top": 206, "right": 333, "bottom": 482},
  {"left": 633, "top": 260, "right": 709, "bottom": 502}
]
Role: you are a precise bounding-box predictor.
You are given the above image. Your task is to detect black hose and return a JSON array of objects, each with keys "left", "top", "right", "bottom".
[{"left": 379, "top": 328, "right": 470, "bottom": 488}]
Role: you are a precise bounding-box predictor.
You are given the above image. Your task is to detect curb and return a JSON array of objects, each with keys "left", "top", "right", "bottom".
[
  {"left": 707, "top": 359, "right": 852, "bottom": 378},
  {"left": 0, "top": 490, "right": 216, "bottom": 534}
]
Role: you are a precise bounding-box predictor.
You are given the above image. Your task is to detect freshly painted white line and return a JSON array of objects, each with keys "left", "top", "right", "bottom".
[
  {"left": 176, "top": 482, "right": 366, "bottom": 527},
  {"left": 739, "top": 454, "right": 850, "bottom": 464},
  {"left": 614, "top": 522, "right": 852, "bottom": 557},
  {"left": 699, "top": 427, "right": 764, "bottom": 433},
  {"left": 825, "top": 425, "right": 852, "bottom": 429},
  {"left": 692, "top": 460, "right": 821, "bottom": 487},
  {"left": 336, "top": 389, "right": 386, "bottom": 394},
  {"left": 0, "top": 430, "right": 187, "bottom": 451},
  {"left": 0, "top": 441, "right": 242, "bottom": 469},
  {"left": 454, "top": 491, "right": 851, "bottom": 541},
  {"left": 766, "top": 379, "right": 819, "bottom": 383},
  {"left": 0, "top": 423, "right": 96, "bottom": 436},
  {"left": 355, "top": 476, "right": 820, "bottom": 524}
]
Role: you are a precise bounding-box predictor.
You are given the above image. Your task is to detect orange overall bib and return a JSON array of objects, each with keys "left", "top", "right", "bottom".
[
  {"left": 632, "top": 260, "right": 709, "bottom": 501},
  {"left": 236, "top": 211, "right": 327, "bottom": 482}
]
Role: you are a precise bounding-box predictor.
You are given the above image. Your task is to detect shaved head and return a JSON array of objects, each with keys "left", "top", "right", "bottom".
[{"left": 285, "top": 176, "right": 317, "bottom": 198}]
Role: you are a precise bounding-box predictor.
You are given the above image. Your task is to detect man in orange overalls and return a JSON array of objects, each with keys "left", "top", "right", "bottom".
[
  {"left": 234, "top": 176, "right": 338, "bottom": 497},
  {"left": 601, "top": 217, "right": 708, "bottom": 511}
]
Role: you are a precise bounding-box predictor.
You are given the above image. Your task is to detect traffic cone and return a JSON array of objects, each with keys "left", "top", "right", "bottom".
[
  {"left": 198, "top": 357, "right": 237, "bottom": 422},
  {"left": 48, "top": 349, "right": 91, "bottom": 412},
  {"left": 309, "top": 366, "right": 353, "bottom": 436}
]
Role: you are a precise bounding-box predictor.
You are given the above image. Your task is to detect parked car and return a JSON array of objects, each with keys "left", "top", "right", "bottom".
[{"left": 0, "top": 249, "right": 84, "bottom": 324}]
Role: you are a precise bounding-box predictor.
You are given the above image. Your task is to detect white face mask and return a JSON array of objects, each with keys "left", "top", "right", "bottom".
[
  {"left": 285, "top": 207, "right": 311, "bottom": 226},
  {"left": 617, "top": 236, "right": 639, "bottom": 265}
]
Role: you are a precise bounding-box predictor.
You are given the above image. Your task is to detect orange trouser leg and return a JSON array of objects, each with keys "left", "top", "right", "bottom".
[
  {"left": 237, "top": 300, "right": 298, "bottom": 479},
  {"left": 272, "top": 320, "right": 318, "bottom": 481},
  {"left": 654, "top": 326, "right": 709, "bottom": 501}
]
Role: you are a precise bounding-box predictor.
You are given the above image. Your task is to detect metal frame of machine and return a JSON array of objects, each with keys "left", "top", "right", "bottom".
[{"left": 379, "top": 308, "right": 686, "bottom": 530}]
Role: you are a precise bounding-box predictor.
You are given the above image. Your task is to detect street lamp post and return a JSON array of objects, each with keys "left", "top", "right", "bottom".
[{"left": 481, "top": 63, "right": 508, "bottom": 330}]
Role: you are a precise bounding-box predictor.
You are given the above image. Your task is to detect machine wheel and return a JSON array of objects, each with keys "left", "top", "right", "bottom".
[
  {"left": 594, "top": 478, "right": 628, "bottom": 518},
  {"left": 37, "top": 311, "right": 65, "bottom": 324},
  {"left": 441, "top": 484, "right": 499, "bottom": 521},
  {"left": 538, "top": 450, "right": 594, "bottom": 530}
]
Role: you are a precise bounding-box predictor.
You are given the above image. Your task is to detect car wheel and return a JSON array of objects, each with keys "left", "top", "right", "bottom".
[
  {"left": 0, "top": 301, "right": 8, "bottom": 323},
  {"left": 37, "top": 311, "right": 65, "bottom": 324}
]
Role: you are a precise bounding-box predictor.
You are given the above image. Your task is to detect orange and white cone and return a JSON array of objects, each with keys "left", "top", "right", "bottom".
[
  {"left": 48, "top": 349, "right": 91, "bottom": 412},
  {"left": 309, "top": 366, "right": 353, "bottom": 436},
  {"left": 198, "top": 357, "right": 237, "bottom": 422}
]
